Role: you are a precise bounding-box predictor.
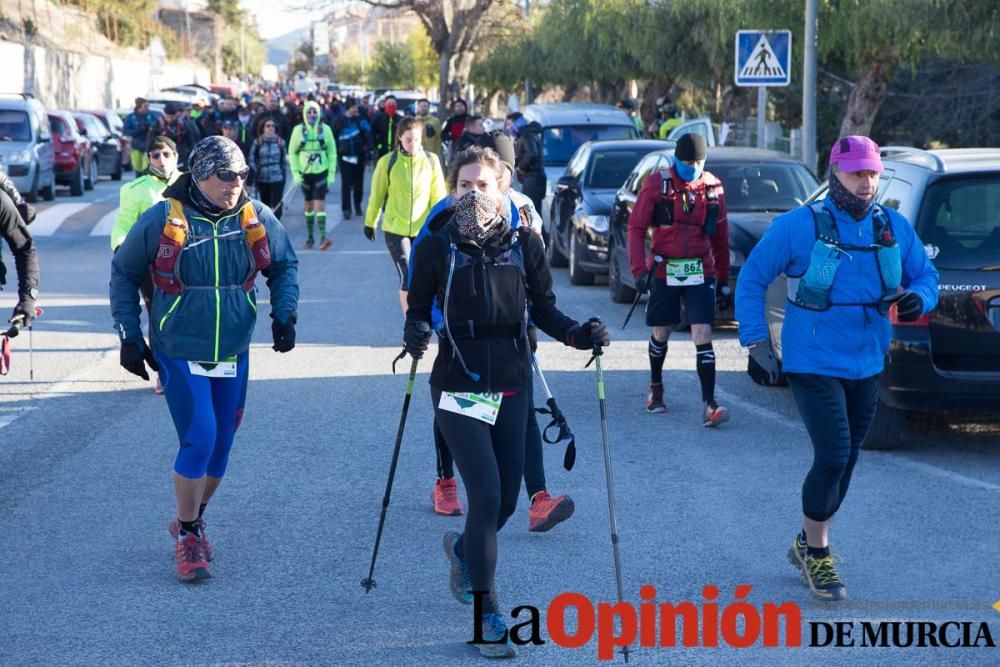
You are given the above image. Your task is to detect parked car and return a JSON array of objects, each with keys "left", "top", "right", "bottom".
[
  {"left": 762, "top": 147, "right": 1000, "bottom": 450},
  {"left": 546, "top": 139, "right": 673, "bottom": 284},
  {"left": 607, "top": 147, "right": 818, "bottom": 319},
  {"left": 520, "top": 103, "right": 640, "bottom": 232},
  {"left": 48, "top": 110, "right": 94, "bottom": 196},
  {"left": 82, "top": 109, "right": 130, "bottom": 173},
  {"left": 72, "top": 112, "right": 122, "bottom": 182},
  {"left": 0, "top": 93, "right": 55, "bottom": 202}
]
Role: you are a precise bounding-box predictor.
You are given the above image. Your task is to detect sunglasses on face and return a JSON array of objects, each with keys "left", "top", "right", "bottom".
[
  {"left": 216, "top": 168, "right": 249, "bottom": 182},
  {"left": 148, "top": 150, "right": 173, "bottom": 160}
]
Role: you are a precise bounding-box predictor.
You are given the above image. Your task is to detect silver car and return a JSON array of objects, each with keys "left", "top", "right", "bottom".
[{"left": 0, "top": 93, "right": 55, "bottom": 202}]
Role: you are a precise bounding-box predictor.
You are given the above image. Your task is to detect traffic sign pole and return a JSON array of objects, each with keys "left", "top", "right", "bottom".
[
  {"left": 757, "top": 86, "right": 767, "bottom": 148},
  {"left": 803, "top": 0, "right": 819, "bottom": 173}
]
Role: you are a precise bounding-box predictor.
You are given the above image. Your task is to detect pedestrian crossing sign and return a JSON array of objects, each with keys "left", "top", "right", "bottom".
[{"left": 735, "top": 30, "right": 792, "bottom": 87}]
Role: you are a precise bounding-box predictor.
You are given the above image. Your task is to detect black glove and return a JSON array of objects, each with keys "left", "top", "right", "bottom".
[
  {"left": 747, "top": 339, "right": 780, "bottom": 386},
  {"left": 716, "top": 284, "right": 733, "bottom": 312},
  {"left": 271, "top": 314, "right": 296, "bottom": 353},
  {"left": 363, "top": 226, "right": 376, "bottom": 242},
  {"left": 16, "top": 202, "right": 36, "bottom": 225},
  {"left": 403, "top": 319, "right": 432, "bottom": 359},
  {"left": 882, "top": 290, "right": 924, "bottom": 322},
  {"left": 527, "top": 325, "right": 538, "bottom": 353},
  {"left": 120, "top": 339, "right": 159, "bottom": 381},
  {"left": 634, "top": 272, "right": 652, "bottom": 294},
  {"left": 11, "top": 299, "right": 35, "bottom": 326},
  {"left": 567, "top": 317, "right": 611, "bottom": 350}
]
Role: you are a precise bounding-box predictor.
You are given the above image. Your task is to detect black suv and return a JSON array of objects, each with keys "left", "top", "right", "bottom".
[{"left": 763, "top": 147, "right": 1000, "bottom": 449}]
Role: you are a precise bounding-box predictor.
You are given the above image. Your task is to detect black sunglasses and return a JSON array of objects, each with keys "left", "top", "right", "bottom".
[{"left": 216, "top": 168, "right": 249, "bottom": 182}]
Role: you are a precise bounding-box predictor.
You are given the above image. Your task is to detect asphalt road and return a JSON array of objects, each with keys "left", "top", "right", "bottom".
[{"left": 2, "top": 173, "right": 999, "bottom": 666}]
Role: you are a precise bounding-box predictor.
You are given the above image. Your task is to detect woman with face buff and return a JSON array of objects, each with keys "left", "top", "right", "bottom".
[
  {"left": 111, "top": 136, "right": 181, "bottom": 393},
  {"left": 110, "top": 136, "right": 299, "bottom": 582},
  {"left": 405, "top": 146, "right": 610, "bottom": 657},
  {"left": 364, "top": 116, "right": 447, "bottom": 314}
]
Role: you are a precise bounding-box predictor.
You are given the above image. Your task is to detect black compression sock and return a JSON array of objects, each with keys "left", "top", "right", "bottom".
[
  {"left": 696, "top": 343, "right": 716, "bottom": 403},
  {"left": 648, "top": 335, "right": 667, "bottom": 384},
  {"left": 179, "top": 519, "right": 201, "bottom": 537},
  {"left": 454, "top": 533, "right": 465, "bottom": 561},
  {"left": 198, "top": 504, "right": 207, "bottom": 519},
  {"left": 807, "top": 545, "right": 831, "bottom": 558}
]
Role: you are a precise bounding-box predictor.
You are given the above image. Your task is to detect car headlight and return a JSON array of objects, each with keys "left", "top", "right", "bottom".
[
  {"left": 586, "top": 214, "right": 609, "bottom": 233},
  {"left": 8, "top": 149, "right": 32, "bottom": 164}
]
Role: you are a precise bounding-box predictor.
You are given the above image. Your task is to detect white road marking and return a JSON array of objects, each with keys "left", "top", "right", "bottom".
[
  {"left": 29, "top": 203, "right": 91, "bottom": 236},
  {"left": 89, "top": 208, "right": 118, "bottom": 236}
]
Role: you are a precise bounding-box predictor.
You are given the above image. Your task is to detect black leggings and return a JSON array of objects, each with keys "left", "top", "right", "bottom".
[
  {"left": 432, "top": 388, "right": 529, "bottom": 612},
  {"left": 434, "top": 374, "right": 546, "bottom": 499},
  {"left": 256, "top": 180, "right": 285, "bottom": 219},
  {"left": 786, "top": 373, "right": 880, "bottom": 522}
]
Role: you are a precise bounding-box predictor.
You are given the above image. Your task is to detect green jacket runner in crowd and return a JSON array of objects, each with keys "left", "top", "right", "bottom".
[
  {"left": 112, "top": 172, "right": 174, "bottom": 251},
  {"left": 365, "top": 149, "right": 447, "bottom": 238},
  {"left": 288, "top": 101, "right": 337, "bottom": 181}
]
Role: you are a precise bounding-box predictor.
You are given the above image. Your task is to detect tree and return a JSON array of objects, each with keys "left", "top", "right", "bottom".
[
  {"left": 326, "top": 0, "right": 501, "bottom": 102},
  {"left": 370, "top": 41, "right": 415, "bottom": 88},
  {"left": 289, "top": 41, "right": 315, "bottom": 77},
  {"left": 337, "top": 45, "right": 367, "bottom": 86},
  {"left": 408, "top": 27, "right": 439, "bottom": 90}
]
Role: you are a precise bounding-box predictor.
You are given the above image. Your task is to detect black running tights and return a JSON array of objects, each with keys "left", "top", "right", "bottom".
[
  {"left": 786, "top": 373, "right": 879, "bottom": 522},
  {"left": 432, "top": 388, "right": 529, "bottom": 613}
]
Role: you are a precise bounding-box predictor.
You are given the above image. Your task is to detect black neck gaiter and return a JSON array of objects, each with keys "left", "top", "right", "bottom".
[{"left": 828, "top": 173, "right": 874, "bottom": 221}]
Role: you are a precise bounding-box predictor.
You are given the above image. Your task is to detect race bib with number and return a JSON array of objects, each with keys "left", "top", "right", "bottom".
[
  {"left": 438, "top": 391, "right": 503, "bottom": 425},
  {"left": 666, "top": 258, "right": 705, "bottom": 286},
  {"left": 188, "top": 357, "right": 238, "bottom": 378}
]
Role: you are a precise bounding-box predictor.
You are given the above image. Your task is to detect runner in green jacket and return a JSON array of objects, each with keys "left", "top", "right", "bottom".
[{"left": 288, "top": 100, "right": 337, "bottom": 250}]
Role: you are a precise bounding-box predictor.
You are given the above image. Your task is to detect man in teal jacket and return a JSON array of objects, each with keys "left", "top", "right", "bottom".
[
  {"left": 736, "top": 136, "right": 939, "bottom": 602},
  {"left": 110, "top": 136, "right": 299, "bottom": 582}
]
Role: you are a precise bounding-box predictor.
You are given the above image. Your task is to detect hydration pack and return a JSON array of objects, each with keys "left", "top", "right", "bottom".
[
  {"left": 788, "top": 202, "right": 901, "bottom": 312},
  {"left": 153, "top": 198, "right": 271, "bottom": 296},
  {"left": 651, "top": 169, "right": 721, "bottom": 235}
]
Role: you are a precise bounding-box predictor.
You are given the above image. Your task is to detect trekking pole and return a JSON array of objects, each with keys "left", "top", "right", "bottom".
[
  {"left": 531, "top": 354, "right": 576, "bottom": 471},
  {"left": 361, "top": 335, "right": 426, "bottom": 593},
  {"left": 622, "top": 255, "right": 662, "bottom": 330},
  {"left": 586, "top": 343, "right": 630, "bottom": 663}
]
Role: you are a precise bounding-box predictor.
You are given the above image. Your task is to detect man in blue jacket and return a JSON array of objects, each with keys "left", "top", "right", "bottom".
[{"left": 735, "top": 136, "right": 939, "bottom": 602}]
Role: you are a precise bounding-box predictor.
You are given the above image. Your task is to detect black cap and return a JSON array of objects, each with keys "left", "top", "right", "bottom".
[
  {"left": 475, "top": 130, "right": 516, "bottom": 171},
  {"left": 164, "top": 101, "right": 181, "bottom": 115},
  {"left": 674, "top": 133, "right": 707, "bottom": 162}
]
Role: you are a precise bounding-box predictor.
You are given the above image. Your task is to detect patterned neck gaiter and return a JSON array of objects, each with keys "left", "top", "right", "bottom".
[
  {"left": 828, "top": 173, "right": 874, "bottom": 221},
  {"left": 454, "top": 190, "right": 507, "bottom": 245}
]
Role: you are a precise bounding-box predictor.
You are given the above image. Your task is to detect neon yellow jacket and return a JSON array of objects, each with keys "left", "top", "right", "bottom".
[
  {"left": 111, "top": 173, "right": 171, "bottom": 250},
  {"left": 365, "top": 149, "right": 446, "bottom": 238},
  {"left": 289, "top": 101, "right": 337, "bottom": 179}
]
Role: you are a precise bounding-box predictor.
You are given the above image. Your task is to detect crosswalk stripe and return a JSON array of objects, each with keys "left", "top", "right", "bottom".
[
  {"left": 89, "top": 208, "right": 118, "bottom": 237},
  {"left": 30, "top": 203, "right": 91, "bottom": 236}
]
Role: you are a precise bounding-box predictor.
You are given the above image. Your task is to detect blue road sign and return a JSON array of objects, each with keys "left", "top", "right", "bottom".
[{"left": 735, "top": 30, "right": 791, "bottom": 87}]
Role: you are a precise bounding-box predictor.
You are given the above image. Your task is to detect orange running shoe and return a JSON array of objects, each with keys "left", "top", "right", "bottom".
[
  {"left": 319, "top": 237, "right": 332, "bottom": 251},
  {"left": 174, "top": 533, "right": 211, "bottom": 581},
  {"left": 432, "top": 478, "right": 464, "bottom": 516},
  {"left": 169, "top": 517, "right": 212, "bottom": 562},
  {"left": 529, "top": 491, "right": 575, "bottom": 532},
  {"left": 703, "top": 401, "right": 730, "bottom": 428}
]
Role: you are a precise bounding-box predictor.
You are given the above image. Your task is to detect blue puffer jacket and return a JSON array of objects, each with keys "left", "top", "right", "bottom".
[
  {"left": 736, "top": 197, "right": 939, "bottom": 379},
  {"left": 110, "top": 174, "right": 299, "bottom": 362}
]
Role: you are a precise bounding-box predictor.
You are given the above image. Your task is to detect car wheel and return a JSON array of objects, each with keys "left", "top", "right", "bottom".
[
  {"left": 545, "top": 225, "right": 568, "bottom": 268},
  {"left": 608, "top": 242, "right": 635, "bottom": 303},
  {"left": 24, "top": 169, "right": 39, "bottom": 203},
  {"left": 70, "top": 162, "right": 85, "bottom": 196},
  {"left": 41, "top": 169, "right": 55, "bottom": 201},
  {"left": 85, "top": 157, "right": 97, "bottom": 190},
  {"left": 861, "top": 399, "right": 907, "bottom": 450}
]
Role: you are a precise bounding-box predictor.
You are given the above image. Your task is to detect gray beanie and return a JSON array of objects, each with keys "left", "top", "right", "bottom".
[{"left": 189, "top": 135, "right": 247, "bottom": 182}]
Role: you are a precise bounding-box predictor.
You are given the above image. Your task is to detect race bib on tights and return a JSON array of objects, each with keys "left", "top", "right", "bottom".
[
  {"left": 439, "top": 392, "right": 503, "bottom": 425},
  {"left": 188, "top": 357, "right": 238, "bottom": 378},
  {"left": 665, "top": 258, "right": 704, "bottom": 286}
]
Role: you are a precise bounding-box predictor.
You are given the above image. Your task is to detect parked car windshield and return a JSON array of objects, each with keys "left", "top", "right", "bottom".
[
  {"left": 543, "top": 125, "right": 636, "bottom": 166},
  {"left": 49, "top": 116, "right": 70, "bottom": 136},
  {"left": 918, "top": 175, "right": 1000, "bottom": 269},
  {"left": 711, "top": 161, "right": 818, "bottom": 212},
  {"left": 0, "top": 110, "right": 31, "bottom": 142},
  {"left": 586, "top": 149, "right": 652, "bottom": 189}
]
